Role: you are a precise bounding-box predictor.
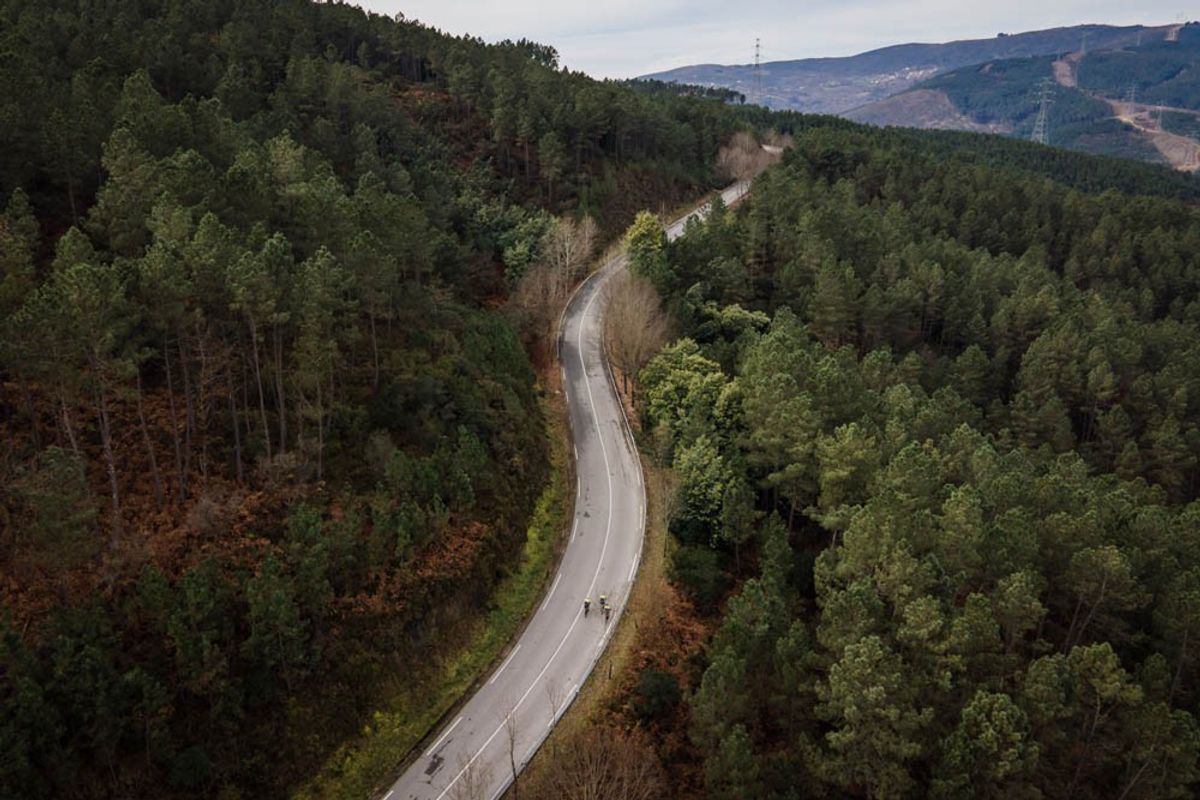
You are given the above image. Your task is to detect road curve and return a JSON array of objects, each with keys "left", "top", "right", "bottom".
[{"left": 382, "top": 181, "right": 750, "bottom": 800}]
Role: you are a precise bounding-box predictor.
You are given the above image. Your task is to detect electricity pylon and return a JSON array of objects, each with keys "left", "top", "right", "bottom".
[
  {"left": 754, "top": 38, "right": 762, "bottom": 104},
  {"left": 1031, "top": 79, "right": 1055, "bottom": 145}
]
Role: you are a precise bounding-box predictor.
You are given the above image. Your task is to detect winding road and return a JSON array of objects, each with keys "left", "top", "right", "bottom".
[{"left": 381, "top": 181, "right": 750, "bottom": 800}]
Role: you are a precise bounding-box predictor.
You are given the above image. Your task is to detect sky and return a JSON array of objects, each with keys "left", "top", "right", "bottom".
[{"left": 350, "top": 1, "right": 1188, "bottom": 78}]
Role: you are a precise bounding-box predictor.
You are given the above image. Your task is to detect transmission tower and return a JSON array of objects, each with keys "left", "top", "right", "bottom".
[
  {"left": 754, "top": 38, "right": 762, "bottom": 104},
  {"left": 1031, "top": 79, "right": 1055, "bottom": 145}
]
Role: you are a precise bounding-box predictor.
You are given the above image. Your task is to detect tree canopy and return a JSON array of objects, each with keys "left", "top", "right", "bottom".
[{"left": 634, "top": 123, "right": 1200, "bottom": 799}]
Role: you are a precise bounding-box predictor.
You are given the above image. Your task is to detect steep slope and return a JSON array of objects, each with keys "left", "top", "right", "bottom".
[
  {"left": 642, "top": 24, "right": 1169, "bottom": 113},
  {"left": 594, "top": 122, "right": 1200, "bottom": 800},
  {"left": 844, "top": 88, "right": 1013, "bottom": 133},
  {"left": 0, "top": 2, "right": 764, "bottom": 799},
  {"left": 848, "top": 23, "right": 1200, "bottom": 170}
]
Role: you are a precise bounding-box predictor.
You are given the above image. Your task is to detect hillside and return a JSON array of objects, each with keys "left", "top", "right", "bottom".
[
  {"left": 848, "top": 23, "right": 1200, "bottom": 170},
  {"left": 582, "top": 121, "right": 1200, "bottom": 800},
  {"left": 0, "top": 1, "right": 758, "bottom": 798},
  {"left": 9, "top": 3, "right": 1200, "bottom": 799},
  {"left": 641, "top": 24, "right": 1167, "bottom": 114}
]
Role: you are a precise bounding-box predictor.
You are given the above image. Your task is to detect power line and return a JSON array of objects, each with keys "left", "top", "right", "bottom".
[{"left": 1031, "top": 78, "right": 1055, "bottom": 145}]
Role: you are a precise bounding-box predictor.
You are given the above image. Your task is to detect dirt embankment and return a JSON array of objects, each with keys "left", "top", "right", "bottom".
[
  {"left": 1051, "top": 45, "right": 1200, "bottom": 173},
  {"left": 1052, "top": 51, "right": 1081, "bottom": 88},
  {"left": 1108, "top": 100, "right": 1200, "bottom": 172}
]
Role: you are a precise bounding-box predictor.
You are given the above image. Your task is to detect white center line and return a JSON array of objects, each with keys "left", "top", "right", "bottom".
[
  {"left": 424, "top": 716, "right": 463, "bottom": 758},
  {"left": 434, "top": 261, "right": 619, "bottom": 800}
]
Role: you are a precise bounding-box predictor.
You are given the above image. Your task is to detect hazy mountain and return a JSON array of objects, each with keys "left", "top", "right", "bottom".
[
  {"left": 846, "top": 23, "right": 1200, "bottom": 170},
  {"left": 642, "top": 24, "right": 1171, "bottom": 114}
]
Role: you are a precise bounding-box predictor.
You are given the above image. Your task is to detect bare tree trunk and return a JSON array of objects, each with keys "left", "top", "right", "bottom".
[
  {"left": 1064, "top": 703, "right": 1103, "bottom": 799},
  {"left": 1170, "top": 626, "right": 1189, "bottom": 703},
  {"left": 248, "top": 320, "right": 272, "bottom": 459},
  {"left": 178, "top": 332, "right": 195, "bottom": 489},
  {"left": 163, "top": 341, "right": 186, "bottom": 499},
  {"left": 197, "top": 333, "right": 212, "bottom": 481},
  {"left": 369, "top": 311, "right": 380, "bottom": 388},
  {"left": 59, "top": 389, "right": 81, "bottom": 460},
  {"left": 18, "top": 371, "right": 41, "bottom": 451},
  {"left": 94, "top": 382, "right": 122, "bottom": 545},
  {"left": 135, "top": 372, "right": 164, "bottom": 512},
  {"left": 315, "top": 378, "right": 324, "bottom": 482},
  {"left": 294, "top": 387, "right": 306, "bottom": 461},
  {"left": 273, "top": 325, "right": 287, "bottom": 453},
  {"left": 1117, "top": 756, "right": 1156, "bottom": 800},
  {"left": 1068, "top": 578, "right": 1107, "bottom": 652},
  {"left": 505, "top": 709, "right": 520, "bottom": 800},
  {"left": 229, "top": 364, "right": 244, "bottom": 484},
  {"left": 1064, "top": 595, "right": 1085, "bottom": 652}
]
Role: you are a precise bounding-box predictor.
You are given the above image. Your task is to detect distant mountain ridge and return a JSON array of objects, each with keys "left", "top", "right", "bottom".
[
  {"left": 642, "top": 24, "right": 1171, "bottom": 114},
  {"left": 846, "top": 24, "right": 1200, "bottom": 171}
]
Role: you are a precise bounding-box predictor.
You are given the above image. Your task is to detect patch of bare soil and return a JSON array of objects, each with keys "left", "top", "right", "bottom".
[
  {"left": 845, "top": 88, "right": 1013, "bottom": 134},
  {"left": 1052, "top": 52, "right": 1081, "bottom": 88},
  {"left": 1109, "top": 100, "right": 1200, "bottom": 172}
]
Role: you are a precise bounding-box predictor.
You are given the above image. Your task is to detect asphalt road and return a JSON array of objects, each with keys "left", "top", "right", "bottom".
[{"left": 383, "top": 181, "right": 750, "bottom": 800}]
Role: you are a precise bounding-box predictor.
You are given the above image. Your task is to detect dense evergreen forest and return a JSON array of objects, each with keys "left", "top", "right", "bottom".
[
  {"left": 625, "top": 125, "right": 1200, "bottom": 798},
  {"left": 7, "top": 2, "right": 1200, "bottom": 799},
  {"left": 0, "top": 1, "right": 767, "bottom": 797}
]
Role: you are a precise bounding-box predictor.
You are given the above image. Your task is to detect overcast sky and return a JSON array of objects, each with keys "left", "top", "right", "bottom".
[{"left": 350, "top": 1, "right": 1187, "bottom": 78}]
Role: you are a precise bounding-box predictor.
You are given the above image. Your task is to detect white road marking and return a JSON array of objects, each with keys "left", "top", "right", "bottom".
[
  {"left": 425, "top": 716, "right": 462, "bottom": 757},
  {"left": 410, "top": 187, "right": 757, "bottom": 800},
  {"left": 384, "top": 791, "right": 394, "bottom": 800},
  {"left": 489, "top": 645, "right": 521, "bottom": 685},
  {"left": 540, "top": 575, "right": 561, "bottom": 611},
  {"left": 435, "top": 262, "right": 620, "bottom": 800}
]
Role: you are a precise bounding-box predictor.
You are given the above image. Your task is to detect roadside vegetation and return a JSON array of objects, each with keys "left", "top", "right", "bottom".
[
  {"left": 6, "top": 2, "right": 1200, "bottom": 798},
  {"left": 298, "top": 399, "right": 570, "bottom": 800},
  {"left": 597, "top": 125, "right": 1200, "bottom": 799},
  {"left": 0, "top": 1, "right": 777, "bottom": 797}
]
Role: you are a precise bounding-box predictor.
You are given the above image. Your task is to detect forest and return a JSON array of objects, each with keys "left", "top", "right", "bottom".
[
  {"left": 914, "top": 25, "right": 1200, "bottom": 165},
  {"left": 7, "top": 1, "right": 1200, "bottom": 799},
  {"left": 619, "top": 124, "right": 1200, "bottom": 799},
  {"left": 1076, "top": 24, "right": 1200, "bottom": 111},
  {"left": 0, "top": 0, "right": 767, "bottom": 797}
]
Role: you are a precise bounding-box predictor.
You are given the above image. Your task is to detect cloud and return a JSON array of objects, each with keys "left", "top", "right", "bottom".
[{"left": 350, "top": 1, "right": 1187, "bottom": 78}]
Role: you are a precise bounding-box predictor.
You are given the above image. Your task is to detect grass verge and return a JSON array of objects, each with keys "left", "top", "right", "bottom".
[{"left": 295, "top": 397, "right": 572, "bottom": 800}]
